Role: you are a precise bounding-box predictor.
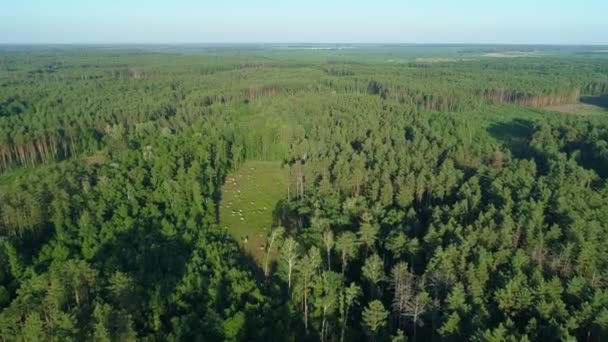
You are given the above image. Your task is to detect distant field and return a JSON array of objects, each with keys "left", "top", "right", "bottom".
[
  {"left": 412, "top": 57, "right": 474, "bottom": 63},
  {"left": 544, "top": 95, "right": 608, "bottom": 115},
  {"left": 544, "top": 102, "right": 607, "bottom": 115},
  {"left": 482, "top": 51, "right": 542, "bottom": 58},
  {"left": 219, "top": 161, "right": 287, "bottom": 262}
]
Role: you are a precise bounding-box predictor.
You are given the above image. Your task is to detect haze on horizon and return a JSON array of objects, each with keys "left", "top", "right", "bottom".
[{"left": 1, "top": 0, "right": 607, "bottom": 45}]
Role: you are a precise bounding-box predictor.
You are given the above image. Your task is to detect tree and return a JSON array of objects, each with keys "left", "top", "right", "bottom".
[
  {"left": 93, "top": 303, "right": 112, "bottom": 342},
  {"left": 296, "top": 246, "right": 321, "bottom": 332},
  {"left": 385, "top": 230, "right": 408, "bottom": 260},
  {"left": 322, "top": 229, "right": 335, "bottom": 271},
  {"left": 281, "top": 237, "right": 299, "bottom": 290},
  {"left": 438, "top": 283, "right": 469, "bottom": 338},
  {"left": 403, "top": 292, "right": 431, "bottom": 339},
  {"left": 93, "top": 302, "right": 137, "bottom": 342},
  {"left": 21, "top": 313, "right": 45, "bottom": 342},
  {"left": 495, "top": 273, "right": 534, "bottom": 317},
  {"left": 363, "top": 300, "right": 389, "bottom": 341},
  {"left": 314, "top": 271, "right": 341, "bottom": 342},
  {"left": 335, "top": 231, "right": 357, "bottom": 276},
  {"left": 107, "top": 271, "right": 137, "bottom": 310},
  {"left": 389, "top": 263, "right": 430, "bottom": 339},
  {"left": 362, "top": 254, "right": 385, "bottom": 297},
  {"left": 392, "top": 329, "right": 407, "bottom": 342},
  {"left": 339, "top": 282, "right": 361, "bottom": 342},
  {"left": 390, "top": 262, "right": 414, "bottom": 327},
  {"left": 264, "top": 226, "right": 285, "bottom": 277},
  {"left": 358, "top": 213, "right": 379, "bottom": 254}
]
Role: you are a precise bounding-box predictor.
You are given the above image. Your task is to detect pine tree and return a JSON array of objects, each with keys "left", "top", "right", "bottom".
[
  {"left": 363, "top": 300, "right": 389, "bottom": 341},
  {"left": 339, "top": 282, "right": 361, "bottom": 342},
  {"left": 335, "top": 231, "right": 358, "bottom": 276}
]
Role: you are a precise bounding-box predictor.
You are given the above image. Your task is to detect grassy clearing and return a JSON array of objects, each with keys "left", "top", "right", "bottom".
[
  {"left": 544, "top": 102, "right": 608, "bottom": 115},
  {"left": 219, "top": 160, "right": 287, "bottom": 263}
]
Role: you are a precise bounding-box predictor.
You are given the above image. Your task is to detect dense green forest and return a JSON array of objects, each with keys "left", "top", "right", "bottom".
[{"left": 0, "top": 45, "right": 608, "bottom": 341}]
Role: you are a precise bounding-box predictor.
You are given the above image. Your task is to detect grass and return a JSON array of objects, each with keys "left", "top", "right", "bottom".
[
  {"left": 219, "top": 160, "right": 288, "bottom": 263},
  {"left": 543, "top": 102, "right": 608, "bottom": 115}
]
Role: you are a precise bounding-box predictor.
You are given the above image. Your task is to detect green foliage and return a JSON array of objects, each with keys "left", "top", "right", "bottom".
[
  {"left": 1, "top": 45, "right": 607, "bottom": 341},
  {"left": 363, "top": 300, "right": 389, "bottom": 336}
]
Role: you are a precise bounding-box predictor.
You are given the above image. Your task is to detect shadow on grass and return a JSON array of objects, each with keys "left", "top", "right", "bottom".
[{"left": 272, "top": 199, "right": 305, "bottom": 232}]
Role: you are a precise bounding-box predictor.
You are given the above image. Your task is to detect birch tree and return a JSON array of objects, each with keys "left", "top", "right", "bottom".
[
  {"left": 281, "top": 237, "right": 299, "bottom": 290},
  {"left": 264, "top": 226, "right": 285, "bottom": 277},
  {"left": 322, "top": 229, "right": 335, "bottom": 271}
]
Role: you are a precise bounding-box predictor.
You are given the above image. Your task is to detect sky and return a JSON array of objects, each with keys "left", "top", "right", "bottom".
[{"left": 0, "top": 0, "right": 607, "bottom": 44}]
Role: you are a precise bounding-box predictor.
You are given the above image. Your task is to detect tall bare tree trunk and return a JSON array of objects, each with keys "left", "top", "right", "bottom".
[
  {"left": 340, "top": 304, "right": 350, "bottom": 342},
  {"left": 304, "top": 279, "right": 308, "bottom": 331}
]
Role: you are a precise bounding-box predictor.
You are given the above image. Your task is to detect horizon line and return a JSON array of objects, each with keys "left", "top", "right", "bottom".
[{"left": 1, "top": 42, "right": 607, "bottom": 46}]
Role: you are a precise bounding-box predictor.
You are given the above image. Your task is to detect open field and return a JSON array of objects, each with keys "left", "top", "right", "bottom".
[
  {"left": 544, "top": 102, "right": 608, "bottom": 115},
  {"left": 219, "top": 160, "right": 287, "bottom": 262},
  {"left": 481, "top": 51, "right": 542, "bottom": 58},
  {"left": 412, "top": 57, "right": 475, "bottom": 63},
  {"left": 543, "top": 95, "right": 608, "bottom": 115}
]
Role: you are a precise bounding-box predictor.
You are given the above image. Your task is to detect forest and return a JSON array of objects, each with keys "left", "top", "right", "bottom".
[{"left": 0, "top": 44, "right": 607, "bottom": 341}]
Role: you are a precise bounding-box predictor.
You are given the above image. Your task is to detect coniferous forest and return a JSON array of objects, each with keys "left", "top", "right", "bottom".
[{"left": 0, "top": 45, "right": 608, "bottom": 341}]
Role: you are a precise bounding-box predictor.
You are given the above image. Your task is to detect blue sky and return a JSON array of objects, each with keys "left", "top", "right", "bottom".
[{"left": 1, "top": 0, "right": 606, "bottom": 44}]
